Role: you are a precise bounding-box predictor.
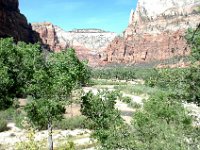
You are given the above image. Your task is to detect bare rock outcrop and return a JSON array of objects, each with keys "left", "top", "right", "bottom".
[
  {"left": 0, "top": 0, "right": 39, "bottom": 43},
  {"left": 105, "top": 0, "right": 200, "bottom": 65}
]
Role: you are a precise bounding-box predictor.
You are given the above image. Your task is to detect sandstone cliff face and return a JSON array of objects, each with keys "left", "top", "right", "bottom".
[
  {"left": 106, "top": 0, "right": 200, "bottom": 65},
  {"left": 32, "top": 22, "right": 117, "bottom": 66},
  {"left": 0, "top": 0, "right": 38, "bottom": 43}
]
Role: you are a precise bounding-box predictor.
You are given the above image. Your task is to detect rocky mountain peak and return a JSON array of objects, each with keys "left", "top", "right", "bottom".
[
  {"left": 0, "top": 0, "right": 19, "bottom": 12},
  {"left": 136, "top": 0, "right": 199, "bottom": 19},
  {"left": 105, "top": 0, "right": 200, "bottom": 66},
  {"left": 0, "top": 0, "right": 39, "bottom": 43},
  {"left": 32, "top": 22, "right": 117, "bottom": 66}
]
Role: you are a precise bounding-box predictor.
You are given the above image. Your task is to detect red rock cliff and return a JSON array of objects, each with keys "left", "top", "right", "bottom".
[
  {"left": 0, "top": 0, "right": 38, "bottom": 43},
  {"left": 105, "top": 0, "right": 200, "bottom": 65},
  {"left": 32, "top": 22, "right": 117, "bottom": 66}
]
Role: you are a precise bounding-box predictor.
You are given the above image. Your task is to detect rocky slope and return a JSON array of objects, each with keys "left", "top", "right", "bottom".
[
  {"left": 105, "top": 0, "right": 200, "bottom": 65},
  {"left": 0, "top": 0, "right": 39, "bottom": 43},
  {"left": 32, "top": 22, "right": 117, "bottom": 66}
]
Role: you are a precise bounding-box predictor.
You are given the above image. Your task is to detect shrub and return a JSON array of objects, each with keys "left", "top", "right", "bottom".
[
  {"left": 132, "top": 92, "right": 194, "bottom": 150},
  {"left": 57, "top": 141, "right": 75, "bottom": 150},
  {"left": 0, "top": 119, "right": 7, "bottom": 132},
  {"left": 16, "top": 128, "right": 45, "bottom": 150},
  {"left": 129, "top": 102, "right": 142, "bottom": 109},
  {"left": 0, "top": 108, "right": 15, "bottom": 121},
  {"left": 81, "top": 90, "right": 123, "bottom": 148},
  {"left": 121, "top": 96, "right": 132, "bottom": 103},
  {"left": 53, "top": 116, "right": 95, "bottom": 130},
  {"left": 14, "top": 109, "right": 27, "bottom": 129}
]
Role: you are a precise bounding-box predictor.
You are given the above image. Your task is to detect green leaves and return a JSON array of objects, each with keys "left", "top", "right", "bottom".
[
  {"left": 25, "top": 99, "right": 65, "bottom": 129},
  {"left": 25, "top": 47, "right": 90, "bottom": 129},
  {"left": 183, "top": 25, "right": 200, "bottom": 106},
  {"left": 132, "top": 92, "right": 193, "bottom": 150},
  {"left": 81, "top": 90, "right": 123, "bottom": 148},
  {"left": 185, "top": 26, "right": 200, "bottom": 62}
]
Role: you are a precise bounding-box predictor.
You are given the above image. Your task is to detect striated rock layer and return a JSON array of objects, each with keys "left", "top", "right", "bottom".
[
  {"left": 0, "top": 0, "right": 39, "bottom": 43},
  {"left": 105, "top": 0, "right": 200, "bottom": 65},
  {"left": 32, "top": 22, "right": 117, "bottom": 66}
]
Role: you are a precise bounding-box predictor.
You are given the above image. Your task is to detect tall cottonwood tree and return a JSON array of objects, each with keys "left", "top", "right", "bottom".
[{"left": 25, "top": 48, "right": 89, "bottom": 150}]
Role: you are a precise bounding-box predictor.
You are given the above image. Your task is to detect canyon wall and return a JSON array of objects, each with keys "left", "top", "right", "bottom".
[
  {"left": 32, "top": 22, "right": 117, "bottom": 66},
  {"left": 105, "top": 0, "right": 200, "bottom": 65},
  {"left": 0, "top": 0, "right": 39, "bottom": 43},
  {"left": 2, "top": 0, "right": 199, "bottom": 66}
]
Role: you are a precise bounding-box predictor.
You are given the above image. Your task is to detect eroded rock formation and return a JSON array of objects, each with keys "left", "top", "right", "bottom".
[
  {"left": 105, "top": 0, "right": 200, "bottom": 65},
  {"left": 0, "top": 0, "right": 38, "bottom": 43},
  {"left": 32, "top": 22, "right": 117, "bottom": 66}
]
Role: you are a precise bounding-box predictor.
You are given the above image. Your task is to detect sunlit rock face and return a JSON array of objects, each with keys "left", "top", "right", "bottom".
[
  {"left": 105, "top": 0, "right": 200, "bottom": 65},
  {"left": 32, "top": 22, "right": 117, "bottom": 66},
  {"left": 0, "top": 0, "right": 39, "bottom": 43}
]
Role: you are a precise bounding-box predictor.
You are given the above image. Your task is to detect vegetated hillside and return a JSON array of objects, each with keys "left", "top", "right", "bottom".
[
  {"left": 32, "top": 22, "right": 117, "bottom": 66},
  {"left": 104, "top": 0, "right": 200, "bottom": 65},
  {"left": 0, "top": 0, "right": 39, "bottom": 43}
]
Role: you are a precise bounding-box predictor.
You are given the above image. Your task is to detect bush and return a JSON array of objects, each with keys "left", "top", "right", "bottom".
[
  {"left": 14, "top": 109, "right": 27, "bottom": 129},
  {"left": 129, "top": 102, "right": 142, "bottom": 109},
  {"left": 114, "top": 84, "right": 162, "bottom": 96},
  {"left": 0, "top": 119, "right": 7, "bottom": 132},
  {"left": 91, "top": 67, "right": 136, "bottom": 80},
  {"left": 121, "top": 96, "right": 132, "bottom": 103},
  {"left": 0, "top": 108, "right": 15, "bottom": 121},
  {"left": 53, "top": 116, "right": 95, "bottom": 130},
  {"left": 91, "top": 67, "right": 158, "bottom": 81},
  {"left": 16, "top": 128, "right": 45, "bottom": 150},
  {"left": 132, "top": 92, "right": 194, "bottom": 150},
  {"left": 81, "top": 90, "right": 124, "bottom": 148}
]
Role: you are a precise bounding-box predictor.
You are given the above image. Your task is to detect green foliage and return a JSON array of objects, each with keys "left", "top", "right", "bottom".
[
  {"left": 53, "top": 116, "right": 95, "bottom": 130},
  {"left": 97, "top": 124, "right": 136, "bottom": 150},
  {"left": 0, "top": 119, "right": 7, "bottom": 132},
  {"left": 25, "top": 99, "right": 65, "bottom": 129},
  {"left": 184, "top": 26, "right": 200, "bottom": 105},
  {"left": 81, "top": 90, "right": 123, "bottom": 148},
  {"left": 121, "top": 96, "right": 132, "bottom": 103},
  {"left": 88, "top": 79, "right": 128, "bottom": 86},
  {"left": 91, "top": 67, "right": 136, "bottom": 80},
  {"left": 185, "top": 26, "right": 200, "bottom": 62},
  {"left": 16, "top": 128, "right": 46, "bottom": 150},
  {"left": 129, "top": 101, "right": 142, "bottom": 109},
  {"left": 24, "top": 47, "right": 89, "bottom": 149},
  {"left": 14, "top": 109, "right": 27, "bottom": 129},
  {"left": 145, "top": 68, "right": 187, "bottom": 89},
  {"left": 91, "top": 67, "right": 158, "bottom": 81},
  {"left": 89, "top": 92, "right": 196, "bottom": 150},
  {"left": 0, "top": 38, "right": 44, "bottom": 109},
  {"left": 57, "top": 141, "right": 75, "bottom": 150},
  {"left": 182, "top": 64, "right": 200, "bottom": 105},
  {"left": 25, "top": 47, "right": 89, "bottom": 127},
  {"left": 132, "top": 92, "right": 195, "bottom": 150},
  {"left": 0, "top": 108, "right": 15, "bottom": 121},
  {"left": 114, "top": 84, "right": 162, "bottom": 96}
]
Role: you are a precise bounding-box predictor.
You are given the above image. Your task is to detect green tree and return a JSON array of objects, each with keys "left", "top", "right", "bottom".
[
  {"left": 132, "top": 92, "right": 193, "bottom": 150},
  {"left": 0, "top": 38, "right": 44, "bottom": 109},
  {"left": 183, "top": 25, "right": 200, "bottom": 105},
  {"left": 81, "top": 90, "right": 124, "bottom": 149},
  {"left": 25, "top": 48, "right": 89, "bottom": 150}
]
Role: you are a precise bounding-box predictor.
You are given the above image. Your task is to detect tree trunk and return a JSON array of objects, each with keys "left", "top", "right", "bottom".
[{"left": 48, "top": 121, "right": 53, "bottom": 150}]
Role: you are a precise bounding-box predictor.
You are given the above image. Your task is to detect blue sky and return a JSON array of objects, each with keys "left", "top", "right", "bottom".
[{"left": 19, "top": 0, "right": 137, "bottom": 33}]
